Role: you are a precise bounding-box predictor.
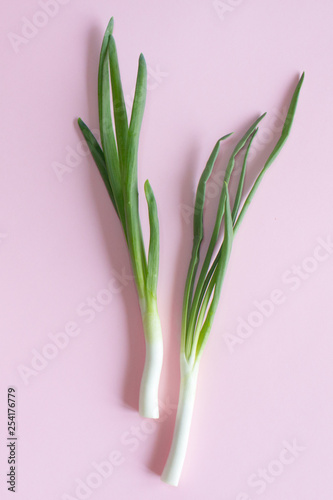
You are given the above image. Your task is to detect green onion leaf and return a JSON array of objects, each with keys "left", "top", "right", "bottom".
[
  {"left": 231, "top": 128, "right": 258, "bottom": 224},
  {"left": 108, "top": 35, "right": 128, "bottom": 171},
  {"left": 77, "top": 118, "right": 119, "bottom": 217},
  {"left": 144, "top": 180, "right": 159, "bottom": 299},
  {"left": 182, "top": 134, "right": 232, "bottom": 356},
  {"left": 123, "top": 54, "right": 148, "bottom": 297},
  {"left": 188, "top": 115, "right": 266, "bottom": 343},
  {"left": 195, "top": 183, "right": 233, "bottom": 360},
  {"left": 99, "top": 27, "right": 125, "bottom": 228},
  {"left": 126, "top": 54, "right": 147, "bottom": 192},
  {"left": 98, "top": 17, "right": 114, "bottom": 121},
  {"left": 234, "top": 73, "right": 304, "bottom": 232}
]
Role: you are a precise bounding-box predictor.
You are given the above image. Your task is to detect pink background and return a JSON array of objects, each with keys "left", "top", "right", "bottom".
[{"left": 1, "top": 1, "right": 333, "bottom": 499}]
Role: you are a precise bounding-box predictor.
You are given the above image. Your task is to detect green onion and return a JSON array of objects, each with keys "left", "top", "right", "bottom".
[
  {"left": 162, "top": 73, "right": 304, "bottom": 485},
  {"left": 78, "top": 18, "right": 163, "bottom": 419}
]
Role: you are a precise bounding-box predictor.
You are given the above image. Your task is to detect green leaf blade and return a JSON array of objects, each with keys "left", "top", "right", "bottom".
[
  {"left": 98, "top": 17, "right": 114, "bottom": 121},
  {"left": 188, "top": 115, "right": 266, "bottom": 341},
  {"left": 224, "top": 113, "right": 266, "bottom": 185},
  {"left": 195, "top": 184, "right": 233, "bottom": 361},
  {"left": 144, "top": 180, "right": 160, "bottom": 299},
  {"left": 126, "top": 54, "right": 147, "bottom": 192},
  {"left": 234, "top": 73, "right": 304, "bottom": 232},
  {"left": 123, "top": 54, "right": 148, "bottom": 298},
  {"left": 98, "top": 30, "right": 126, "bottom": 229},
  {"left": 264, "top": 72, "right": 304, "bottom": 169},
  {"left": 182, "top": 134, "right": 232, "bottom": 358},
  {"left": 231, "top": 128, "right": 258, "bottom": 225},
  {"left": 78, "top": 118, "right": 119, "bottom": 216},
  {"left": 108, "top": 35, "right": 129, "bottom": 171}
]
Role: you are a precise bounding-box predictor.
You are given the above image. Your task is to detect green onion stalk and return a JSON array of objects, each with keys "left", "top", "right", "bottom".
[
  {"left": 162, "top": 73, "right": 304, "bottom": 485},
  {"left": 77, "top": 18, "right": 163, "bottom": 419}
]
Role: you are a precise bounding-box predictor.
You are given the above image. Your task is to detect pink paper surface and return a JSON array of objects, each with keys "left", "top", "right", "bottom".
[{"left": 1, "top": 1, "right": 333, "bottom": 499}]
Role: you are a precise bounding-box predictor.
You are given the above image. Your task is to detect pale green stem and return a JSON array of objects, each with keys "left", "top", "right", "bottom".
[
  {"left": 139, "top": 300, "right": 163, "bottom": 419},
  {"left": 161, "top": 354, "right": 199, "bottom": 486}
]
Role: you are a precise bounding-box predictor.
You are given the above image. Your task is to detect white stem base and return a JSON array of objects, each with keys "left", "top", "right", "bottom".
[
  {"left": 139, "top": 310, "right": 163, "bottom": 419},
  {"left": 161, "top": 355, "right": 199, "bottom": 486}
]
